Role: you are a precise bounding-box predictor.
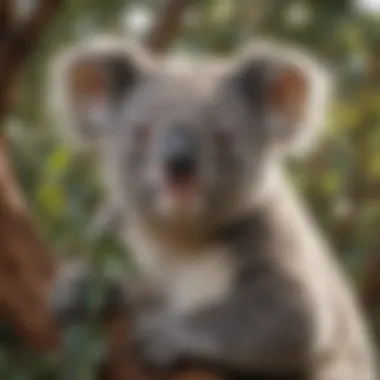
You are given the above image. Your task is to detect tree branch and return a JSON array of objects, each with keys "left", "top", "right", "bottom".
[
  {"left": 147, "top": 0, "right": 190, "bottom": 54},
  {"left": 0, "top": 0, "right": 12, "bottom": 38},
  {"left": 0, "top": 0, "right": 63, "bottom": 352},
  {"left": 0, "top": 0, "right": 62, "bottom": 121},
  {"left": 360, "top": 242, "right": 380, "bottom": 313}
]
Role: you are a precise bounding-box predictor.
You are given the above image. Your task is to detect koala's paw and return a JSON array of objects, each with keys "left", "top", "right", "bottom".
[
  {"left": 49, "top": 262, "right": 129, "bottom": 326},
  {"left": 49, "top": 262, "right": 90, "bottom": 325},
  {"left": 133, "top": 314, "right": 192, "bottom": 373}
]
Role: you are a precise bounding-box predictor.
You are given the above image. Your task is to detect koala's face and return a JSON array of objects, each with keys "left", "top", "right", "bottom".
[
  {"left": 54, "top": 38, "right": 330, "bottom": 231},
  {"left": 109, "top": 71, "right": 266, "bottom": 228}
]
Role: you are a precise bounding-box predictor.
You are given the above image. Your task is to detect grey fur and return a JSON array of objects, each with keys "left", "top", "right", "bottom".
[{"left": 49, "top": 36, "right": 377, "bottom": 379}]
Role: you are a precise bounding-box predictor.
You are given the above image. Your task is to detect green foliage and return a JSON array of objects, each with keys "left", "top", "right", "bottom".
[{"left": 1, "top": 0, "right": 379, "bottom": 378}]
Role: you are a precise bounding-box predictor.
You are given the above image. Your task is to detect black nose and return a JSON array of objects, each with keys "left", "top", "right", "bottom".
[{"left": 164, "top": 127, "right": 198, "bottom": 180}]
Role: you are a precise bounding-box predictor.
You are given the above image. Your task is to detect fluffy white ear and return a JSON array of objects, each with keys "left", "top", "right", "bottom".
[
  {"left": 47, "top": 35, "right": 152, "bottom": 153},
  {"left": 231, "top": 40, "right": 334, "bottom": 155}
]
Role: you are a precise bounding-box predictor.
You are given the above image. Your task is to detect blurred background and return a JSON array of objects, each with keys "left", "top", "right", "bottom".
[{"left": 1, "top": 0, "right": 379, "bottom": 379}]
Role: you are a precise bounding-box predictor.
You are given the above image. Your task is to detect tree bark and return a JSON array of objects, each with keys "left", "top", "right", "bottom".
[
  {"left": 0, "top": 0, "right": 62, "bottom": 350},
  {"left": 0, "top": 0, "right": 62, "bottom": 120},
  {"left": 147, "top": 0, "right": 190, "bottom": 54},
  {"left": 360, "top": 241, "right": 380, "bottom": 313},
  {"left": 0, "top": 136, "right": 60, "bottom": 350}
]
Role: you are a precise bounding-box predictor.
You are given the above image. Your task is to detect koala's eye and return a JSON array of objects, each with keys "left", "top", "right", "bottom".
[
  {"left": 214, "top": 129, "right": 234, "bottom": 152},
  {"left": 133, "top": 123, "right": 151, "bottom": 146}
]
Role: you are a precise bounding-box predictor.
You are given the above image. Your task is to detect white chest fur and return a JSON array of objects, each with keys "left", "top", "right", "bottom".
[{"left": 126, "top": 227, "right": 235, "bottom": 314}]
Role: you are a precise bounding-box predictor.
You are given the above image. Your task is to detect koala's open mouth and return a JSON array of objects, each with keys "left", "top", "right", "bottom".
[
  {"left": 156, "top": 174, "right": 203, "bottom": 218},
  {"left": 166, "top": 176, "right": 197, "bottom": 201}
]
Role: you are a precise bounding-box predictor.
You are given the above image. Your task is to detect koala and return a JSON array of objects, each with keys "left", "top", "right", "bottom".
[{"left": 48, "top": 36, "right": 378, "bottom": 380}]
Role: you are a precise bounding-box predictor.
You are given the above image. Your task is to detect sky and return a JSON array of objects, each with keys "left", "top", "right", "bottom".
[{"left": 356, "top": 0, "right": 380, "bottom": 12}]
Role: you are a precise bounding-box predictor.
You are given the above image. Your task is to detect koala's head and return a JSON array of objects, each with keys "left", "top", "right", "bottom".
[{"left": 49, "top": 37, "right": 331, "bottom": 234}]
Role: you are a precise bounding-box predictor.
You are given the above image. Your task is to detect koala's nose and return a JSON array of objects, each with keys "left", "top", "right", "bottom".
[{"left": 164, "top": 127, "right": 199, "bottom": 180}]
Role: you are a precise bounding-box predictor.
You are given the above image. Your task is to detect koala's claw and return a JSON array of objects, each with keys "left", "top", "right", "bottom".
[
  {"left": 134, "top": 333, "right": 183, "bottom": 373},
  {"left": 132, "top": 314, "right": 192, "bottom": 373}
]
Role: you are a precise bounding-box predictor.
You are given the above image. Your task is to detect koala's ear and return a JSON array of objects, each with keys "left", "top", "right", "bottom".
[
  {"left": 230, "top": 41, "right": 333, "bottom": 155},
  {"left": 48, "top": 36, "right": 151, "bottom": 152}
]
